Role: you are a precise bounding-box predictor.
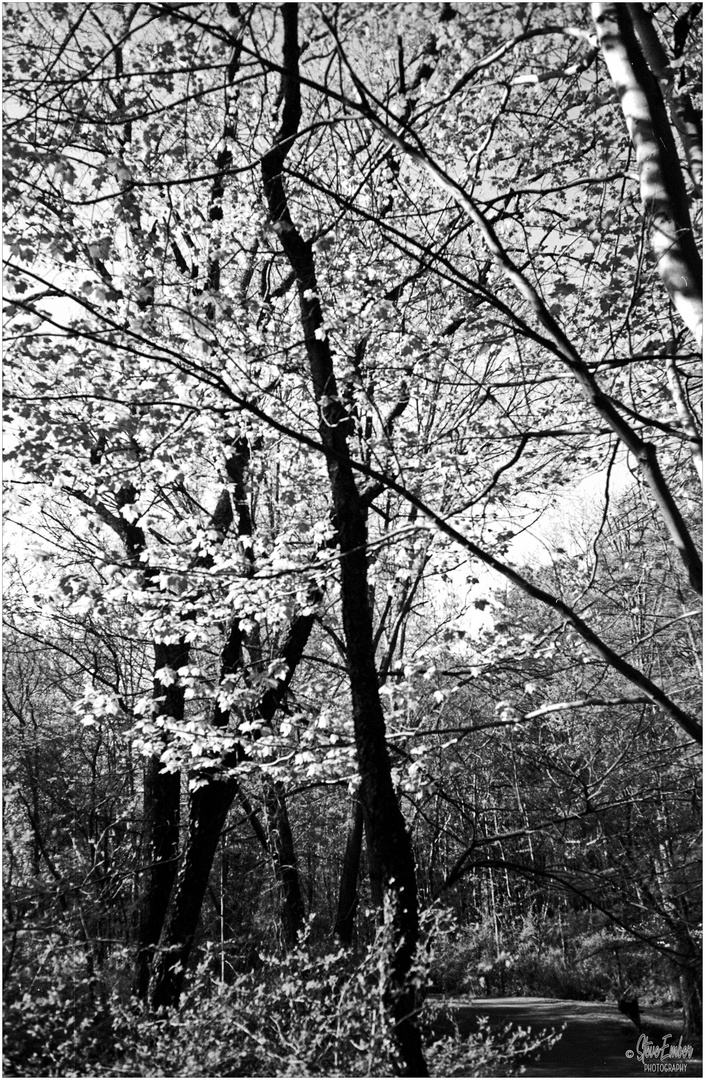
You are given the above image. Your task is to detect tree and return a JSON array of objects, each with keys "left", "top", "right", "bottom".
[
  {"left": 3, "top": 2, "right": 701, "bottom": 1070},
  {"left": 3, "top": 570, "right": 142, "bottom": 985},
  {"left": 592, "top": 3, "right": 702, "bottom": 347},
  {"left": 406, "top": 487, "right": 701, "bottom": 1033}
]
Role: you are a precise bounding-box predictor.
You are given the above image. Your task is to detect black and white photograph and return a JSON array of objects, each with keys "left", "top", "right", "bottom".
[{"left": 3, "top": 2, "right": 702, "bottom": 1076}]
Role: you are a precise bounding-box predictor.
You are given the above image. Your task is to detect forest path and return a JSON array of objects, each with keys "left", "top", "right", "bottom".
[{"left": 437, "top": 996, "right": 702, "bottom": 1077}]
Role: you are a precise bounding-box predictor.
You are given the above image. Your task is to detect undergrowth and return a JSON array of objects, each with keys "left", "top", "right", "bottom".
[{"left": 3, "top": 917, "right": 561, "bottom": 1077}]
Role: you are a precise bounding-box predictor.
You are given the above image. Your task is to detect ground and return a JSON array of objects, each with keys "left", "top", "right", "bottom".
[{"left": 441, "top": 996, "right": 703, "bottom": 1077}]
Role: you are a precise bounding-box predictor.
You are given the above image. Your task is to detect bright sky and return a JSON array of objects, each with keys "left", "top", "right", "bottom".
[{"left": 444, "top": 452, "right": 637, "bottom": 637}]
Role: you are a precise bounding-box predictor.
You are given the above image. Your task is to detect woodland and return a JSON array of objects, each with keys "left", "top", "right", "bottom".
[{"left": 2, "top": 2, "right": 703, "bottom": 1077}]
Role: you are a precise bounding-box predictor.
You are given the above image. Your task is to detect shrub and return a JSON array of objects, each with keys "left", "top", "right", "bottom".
[
  {"left": 427, "top": 913, "right": 675, "bottom": 1004},
  {"left": 3, "top": 943, "right": 116, "bottom": 1078},
  {"left": 425, "top": 1014, "right": 563, "bottom": 1078},
  {"left": 3, "top": 918, "right": 562, "bottom": 1077},
  {"left": 427, "top": 920, "right": 496, "bottom": 995},
  {"left": 110, "top": 962, "right": 560, "bottom": 1079},
  {"left": 112, "top": 940, "right": 398, "bottom": 1077}
]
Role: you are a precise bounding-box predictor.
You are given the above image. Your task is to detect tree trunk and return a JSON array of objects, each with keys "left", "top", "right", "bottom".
[
  {"left": 148, "top": 611, "right": 315, "bottom": 1009},
  {"left": 134, "top": 639, "right": 188, "bottom": 999},
  {"left": 672, "top": 925, "right": 702, "bottom": 1042},
  {"left": 110, "top": 474, "right": 190, "bottom": 1001},
  {"left": 263, "top": 778, "right": 305, "bottom": 947},
  {"left": 592, "top": 2, "right": 703, "bottom": 345},
  {"left": 334, "top": 797, "right": 364, "bottom": 945},
  {"left": 626, "top": 1, "right": 702, "bottom": 194},
  {"left": 679, "top": 963, "right": 702, "bottom": 1043},
  {"left": 260, "top": 9, "right": 427, "bottom": 1072},
  {"left": 147, "top": 768, "right": 238, "bottom": 1009}
]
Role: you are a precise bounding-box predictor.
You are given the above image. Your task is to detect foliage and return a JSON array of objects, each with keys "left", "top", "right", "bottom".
[
  {"left": 427, "top": 912, "right": 696, "bottom": 1010},
  {"left": 424, "top": 1016, "right": 562, "bottom": 1079},
  {"left": 428, "top": 916, "right": 612, "bottom": 1000},
  {"left": 2, "top": 0, "right": 702, "bottom": 1068},
  {"left": 3, "top": 941, "right": 116, "bottom": 1079},
  {"left": 3, "top": 922, "right": 560, "bottom": 1078}
]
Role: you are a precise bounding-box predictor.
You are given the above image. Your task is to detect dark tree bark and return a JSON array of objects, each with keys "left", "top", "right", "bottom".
[
  {"left": 101, "top": 483, "right": 188, "bottom": 1000},
  {"left": 47, "top": 480, "right": 188, "bottom": 1000},
  {"left": 674, "top": 926, "right": 702, "bottom": 1042},
  {"left": 335, "top": 545, "right": 431, "bottom": 944},
  {"left": 260, "top": 7, "right": 427, "bottom": 1073},
  {"left": 148, "top": 610, "right": 315, "bottom": 1009},
  {"left": 147, "top": 766, "right": 238, "bottom": 1009},
  {"left": 134, "top": 639, "right": 188, "bottom": 999},
  {"left": 264, "top": 778, "right": 305, "bottom": 948},
  {"left": 334, "top": 797, "right": 364, "bottom": 945},
  {"left": 133, "top": 451, "right": 242, "bottom": 998}
]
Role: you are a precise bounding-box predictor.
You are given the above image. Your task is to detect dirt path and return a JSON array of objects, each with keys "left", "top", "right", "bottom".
[{"left": 438, "top": 996, "right": 702, "bottom": 1077}]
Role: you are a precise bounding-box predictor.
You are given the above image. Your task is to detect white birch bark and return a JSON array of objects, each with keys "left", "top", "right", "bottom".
[{"left": 592, "top": 3, "right": 703, "bottom": 346}]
